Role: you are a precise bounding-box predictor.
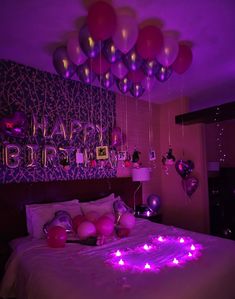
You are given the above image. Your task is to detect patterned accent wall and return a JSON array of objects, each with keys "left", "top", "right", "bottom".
[{"left": 0, "top": 60, "right": 116, "bottom": 183}]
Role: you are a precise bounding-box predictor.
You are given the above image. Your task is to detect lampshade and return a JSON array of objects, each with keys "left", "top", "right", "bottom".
[{"left": 131, "top": 167, "right": 150, "bottom": 182}]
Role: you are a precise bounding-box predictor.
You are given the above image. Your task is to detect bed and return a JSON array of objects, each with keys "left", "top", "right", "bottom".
[{"left": 1, "top": 178, "right": 235, "bottom": 299}]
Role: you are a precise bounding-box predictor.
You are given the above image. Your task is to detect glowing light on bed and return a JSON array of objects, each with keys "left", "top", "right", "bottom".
[
  {"left": 107, "top": 236, "right": 203, "bottom": 273},
  {"left": 143, "top": 244, "right": 151, "bottom": 251},
  {"left": 118, "top": 259, "right": 125, "bottom": 266},
  {"left": 144, "top": 263, "right": 151, "bottom": 269},
  {"left": 115, "top": 250, "right": 121, "bottom": 257},
  {"left": 173, "top": 258, "right": 179, "bottom": 265},
  {"left": 191, "top": 244, "right": 196, "bottom": 251}
]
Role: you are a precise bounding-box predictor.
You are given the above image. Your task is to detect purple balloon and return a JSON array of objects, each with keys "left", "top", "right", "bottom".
[
  {"left": 123, "top": 48, "right": 143, "bottom": 71},
  {"left": 156, "top": 32, "right": 179, "bottom": 67},
  {"left": 113, "top": 198, "right": 133, "bottom": 217},
  {"left": 79, "top": 25, "right": 101, "bottom": 58},
  {"left": 156, "top": 65, "right": 173, "bottom": 82},
  {"left": 147, "top": 194, "right": 161, "bottom": 213},
  {"left": 130, "top": 82, "right": 145, "bottom": 98},
  {"left": 111, "top": 60, "right": 128, "bottom": 79},
  {"left": 142, "top": 59, "right": 161, "bottom": 77},
  {"left": 43, "top": 210, "right": 73, "bottom": 234},
  {"left": 175, "top": 160, "right": 194, "bottom": 178},
  {"left": 67, "top": 32, "right": 87, "bottom": 65},
  {"left": 142, "top": 76, "right": 156, "bottom": 91},
  {"left": 103, "top": 39, "right": 122, "bottom": 63},
  {"left": 77, "top": 61, "right": 96, "bottom": 84},
  {"left": 53, "top": 46, "right": 76, "bottom": 78},
  {"left": 116, "top": 77, "right": 132, "bottom": 94},
  {"left": 182, "top": 176, "right": 199, "bottom": 197},
  {"left": 100, "top": 71, "right": 114, "bottom": 89}
]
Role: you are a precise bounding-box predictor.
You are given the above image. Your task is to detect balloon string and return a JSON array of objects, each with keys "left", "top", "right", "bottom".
[
  {"left": 125, "top": 93, "right": 128, "bottom": 150},
  {"left": 147, "top": 78, "right": 152, "bottom": 149},
  {"left": 99, "top": 41, "right": 103, "bottom": 145},
  {"left": 135, "top": 97, "right": 139, "bottom": 149},
  {"left": 180, "top": 76, "right": 185, "bottom": 158},
  {"left": 167, "top": 80, "right": 171, "bottom": 147}
]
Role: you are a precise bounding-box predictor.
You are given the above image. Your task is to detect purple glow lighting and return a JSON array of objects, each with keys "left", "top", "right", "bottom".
[
  {"left": 107, "top": 235, "right": 203, "bottom": 273},
  {"left": 115, "top": 250, "right": 121, "bottom": 257}
]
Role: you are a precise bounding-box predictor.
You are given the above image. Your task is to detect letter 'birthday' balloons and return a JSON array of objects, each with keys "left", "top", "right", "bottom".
[{"left": 87, "top": 1, "right": 117, "bottom": 41}]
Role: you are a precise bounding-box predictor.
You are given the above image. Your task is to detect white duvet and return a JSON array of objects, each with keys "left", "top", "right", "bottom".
[{"left": 1, "top": 219, "right": 235, "bottom": 299}]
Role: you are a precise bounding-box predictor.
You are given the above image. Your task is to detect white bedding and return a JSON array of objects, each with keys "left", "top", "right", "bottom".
[{"left": 1, "top": 218, "right": 235, "bottom": 299}]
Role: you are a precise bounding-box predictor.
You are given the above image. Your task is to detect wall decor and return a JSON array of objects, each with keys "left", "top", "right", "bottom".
[{"left": 0, "top": 60, "right": 116, "bottom": 183}]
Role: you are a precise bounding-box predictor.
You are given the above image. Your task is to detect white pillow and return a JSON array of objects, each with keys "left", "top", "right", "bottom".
[
  {"left": 80, "top": 193, "right": 116, "bottom": 216},
  {"left": 26, "top": 199, "right": 82, "bottom": 239}
]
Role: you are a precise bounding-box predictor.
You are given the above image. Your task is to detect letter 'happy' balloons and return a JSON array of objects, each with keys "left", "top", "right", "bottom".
[{"left": 87, "top": 1, "right": 117, "bottom": 41}]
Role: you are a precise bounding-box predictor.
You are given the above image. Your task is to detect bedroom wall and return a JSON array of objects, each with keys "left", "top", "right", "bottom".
[
  {"left": 158, "top": 98, "right": 209, "bottom": 233},
  {"left": 116, "top": 94, "right": 161, "bottom": 203}
]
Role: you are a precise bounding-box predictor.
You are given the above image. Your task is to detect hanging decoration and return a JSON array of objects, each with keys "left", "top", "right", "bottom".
[
  {"left": 51, "top": 1, "right": 193, "bottom": 98},
  {"left": 161, "top": 147, "right": 176, "bottom": 175}
]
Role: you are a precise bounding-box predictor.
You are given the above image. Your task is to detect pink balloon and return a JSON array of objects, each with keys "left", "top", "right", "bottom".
[
  {"left": 77, "top": 221, "right": 97, "bottom": 240},
  {"left": 111, "top": 60, "right": 128, "bottom": 79},
  {"left": 142, "top": 76, "right": 156, "bottom": 91},
  {"left": 172, "top": 44, "right": 193, "bottom": 74},
  {"left": 89, "top": 54, "right": 110, "bottom": 75},
  {"left": 95, "top": 216, "right": 114, "bottom": 236},
  {"left": 47, "top": 226, "right": 67, "bottom": 248},
  {"left": 119, "top": 213, "right": 135, "bottom": 230},
  {"left": 127, "top": 70, "right": 145, "bottom": 83},
  {"left": 113, "top": 12, "right": 138, "bottom": 54},
  {"left": 156, "top": 32, "right": 179, "bottom": 67},
  {"left": 103, "top": 212, "right": 115, "bottom": 223},
  {"left": 136, "top": 26, "right": 163, "bottom": 59},
  {"left": 67, "top": 32, "right": 87, "bottom": 66},
  {"left": 72, "top": 215, "right": 86, "bottom": 231},
  {"left": 85, "top": 211, "right": 100, "bottom": 223},
  {"left": 87, "top": 1, "right": 117, "bottom": 41}
]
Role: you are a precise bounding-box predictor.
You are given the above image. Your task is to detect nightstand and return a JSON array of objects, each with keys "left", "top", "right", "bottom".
[
  {"left": 0, "top": 242, "right": 11, "bottom": 282},
  {"left": 135, "top": 213, "right": 162, "bottom": 224}
]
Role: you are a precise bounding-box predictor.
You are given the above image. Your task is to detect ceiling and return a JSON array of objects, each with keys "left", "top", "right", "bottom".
[{"left": 1, "top": 0, "right": 235, "bottom": 111}]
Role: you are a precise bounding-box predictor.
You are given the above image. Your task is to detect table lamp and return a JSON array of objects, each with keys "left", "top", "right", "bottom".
[{"left": 131, "top": 167, "right": 150, "bottom": 212}]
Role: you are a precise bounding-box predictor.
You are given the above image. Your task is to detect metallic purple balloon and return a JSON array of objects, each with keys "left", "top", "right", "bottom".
[
  {"left": 175, "top": 160, "right": 194, "bottom": 178},
  {"left": 53, "top": 46, "right": 76, "bottom": 79},
  {"left": 142, "top": 59, "right": 161, "bottom": 77},
  {"left": 156, "top": 65, "right": 173, "bottom": 82},
  {"left": 43, "top": 210, "right": 73, "bottom": 234},
  {"left": 182, "top": 176, "right": 199, "bottom": 197},
  {"left": 130, "top": 82, "right": 145, "bottom": 98},
  {"left": 111, "top": 60, "right": 128, "bottom": 79},
  {"left": 77, "top": 62, "right": 96, "bottom": 84},
  {"left": 100, "top": 71, "right": 114, "bottom": 89},
  {"left": 79, "top": 25, "right": 101, "bottom": 58},
  {"left": 116, "top": 77, "right": 132, "bottom": 94},
  {"left": 103, "top": 39, "right": 122, "bottom": 63},
  {"left": 123, "top": 48, "right": 143, "bottom": 71},
  {"left": 147, "top": 194, "right": 161, "bottom": 213},
  {"left": 113, "top": 198, "right": 133, "bottom": 217}
]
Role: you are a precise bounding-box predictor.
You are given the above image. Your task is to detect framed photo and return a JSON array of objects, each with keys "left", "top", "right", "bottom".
[
  {"left": 118, "top": 151, "right": 127, "bottom": 161},
  {"left": 149, "top": 149, "right": 156, "bottom": 161},
  {"left": 96, "top": 146, "right": 109, "bottom": 160}
]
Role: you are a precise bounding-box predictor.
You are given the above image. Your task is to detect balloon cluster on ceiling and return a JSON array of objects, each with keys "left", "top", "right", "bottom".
[{"left": 52, "top": 1, "right": 193, "bottom": 98}]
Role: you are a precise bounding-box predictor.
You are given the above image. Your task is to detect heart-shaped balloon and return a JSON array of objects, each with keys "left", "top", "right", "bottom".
[
  {"left": 43, "top": 210, "right": 73, "bottom": 234},
  {"left": 182, "top": 176, "right": 199, "bottom": 197},
  {"left": 0, "top": 111, "right": 27, "bottom": 138},
  {"left": 175, "top": 160, "right": 194, "bottom": 178},
  {"left": 113, "top": 198, "right": 133, "bottom": 222}
]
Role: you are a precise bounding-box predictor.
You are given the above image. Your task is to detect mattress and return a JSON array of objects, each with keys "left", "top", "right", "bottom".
[{"left": 1, "top": 218, "right": 235, "bottom": 299}]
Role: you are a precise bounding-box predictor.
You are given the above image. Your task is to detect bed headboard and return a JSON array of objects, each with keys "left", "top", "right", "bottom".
[{"left": 0, "top": 177, "right": 142, "bottom": 242}]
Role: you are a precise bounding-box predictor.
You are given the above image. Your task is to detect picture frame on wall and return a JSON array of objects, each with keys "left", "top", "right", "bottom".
[
  {"left": 149, "top": 149, "right": 156, "bottom": 161},
  {"left": 118, "top": 151, "right": 127, "bottom": 161},
  {"left": 96, "top": 146, "right": 109, "bottom": 160}
]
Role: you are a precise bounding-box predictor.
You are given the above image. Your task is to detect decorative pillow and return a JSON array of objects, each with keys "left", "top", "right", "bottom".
[
  {"left": 26, "top": 199, "right": 82, "bottom": 239},
  {"left": 80, "top": 193, "right": 116, "bottom": 217}
]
